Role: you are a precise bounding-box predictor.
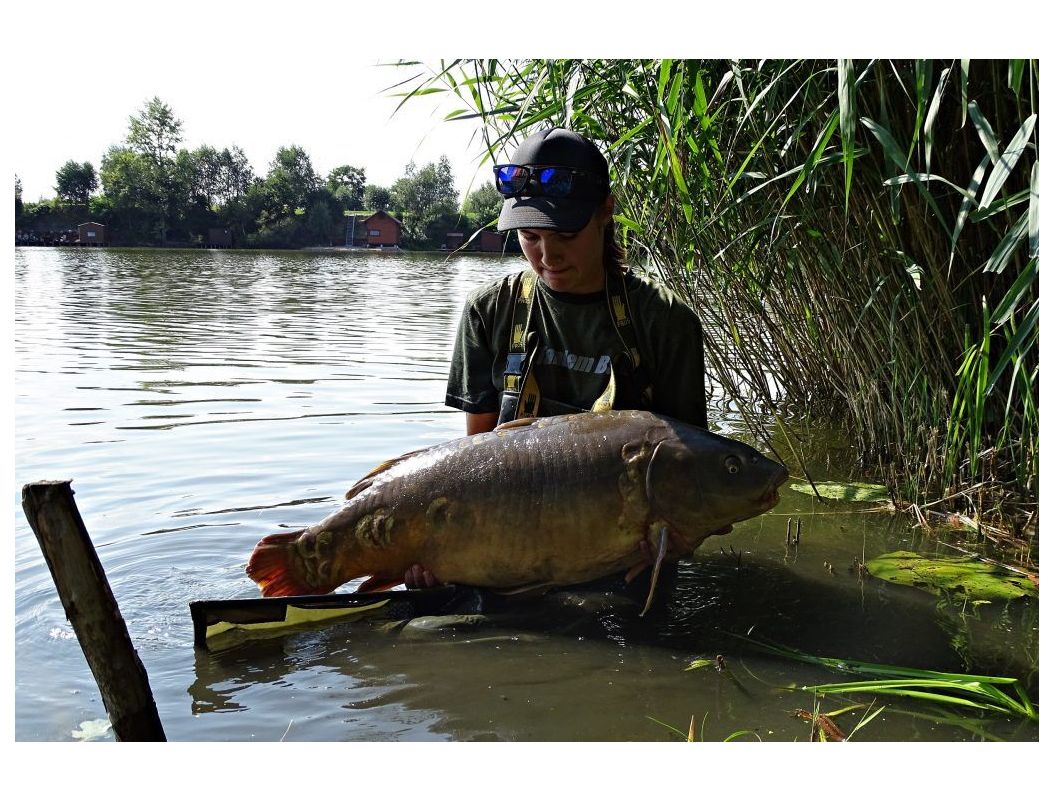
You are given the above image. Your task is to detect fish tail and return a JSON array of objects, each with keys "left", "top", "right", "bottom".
[{"left": 246, "top": 530, "right": 342, "bottom": 597}]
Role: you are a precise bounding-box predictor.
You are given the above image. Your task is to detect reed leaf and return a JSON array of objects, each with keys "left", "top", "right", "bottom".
[
  {"left": 1028, "top": 160, "right": 1039, "bottom": 256},
  {"left": 978, "top": 113, "right": 1038, "bottom": 210},
  {"left": 391, "top": 58, "right": 1038, "bottom": 534}
]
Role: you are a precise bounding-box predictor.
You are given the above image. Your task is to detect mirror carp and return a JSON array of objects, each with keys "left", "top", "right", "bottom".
[{"left": 246, "top": 411, "right": 788, "bottom": 606}]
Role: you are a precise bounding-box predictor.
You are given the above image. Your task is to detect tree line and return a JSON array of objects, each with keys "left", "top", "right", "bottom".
[{"left": 15, "top": 96, "right": 505, "bottom": 249}]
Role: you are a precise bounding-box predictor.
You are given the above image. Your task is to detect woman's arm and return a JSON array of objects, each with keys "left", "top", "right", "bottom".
[{"left": 466, "top": 411, "right": 499, "bottom": 435}]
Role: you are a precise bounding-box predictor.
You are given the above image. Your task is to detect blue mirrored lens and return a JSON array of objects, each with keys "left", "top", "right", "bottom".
[
  {"left": 496, "top": 166, "right": 528, "bottom": 194},
  {"left": 538, "top": 168, "right": 573, "bottom": 197}
]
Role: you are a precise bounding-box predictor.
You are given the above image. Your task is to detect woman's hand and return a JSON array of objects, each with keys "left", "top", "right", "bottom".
[{"left": 403, "top": 564, "right": 444, "bottom": 589}]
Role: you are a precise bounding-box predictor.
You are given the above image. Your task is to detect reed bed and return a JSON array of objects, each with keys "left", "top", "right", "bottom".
[{"left": 392, "top": 60, "right": 1039, "bottom": 538}]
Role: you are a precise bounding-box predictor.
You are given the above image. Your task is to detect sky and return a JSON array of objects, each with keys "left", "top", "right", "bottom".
[{"left": 9, "top": 18, "right": 494, "bottom": 203}]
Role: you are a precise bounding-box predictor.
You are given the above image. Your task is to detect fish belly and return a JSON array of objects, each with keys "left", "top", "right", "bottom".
[{"left": 339, "top": 414, "right": 658, "bottom": 589}]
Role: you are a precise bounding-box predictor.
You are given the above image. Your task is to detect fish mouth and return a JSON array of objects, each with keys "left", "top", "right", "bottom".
[{"left": 757, "top": 467, "right": 790, "bottom": 512}]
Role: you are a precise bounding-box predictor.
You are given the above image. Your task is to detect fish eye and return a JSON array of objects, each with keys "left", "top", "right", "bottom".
[{"left": 724, "top": 456, "right": 741, "bottom": 474}]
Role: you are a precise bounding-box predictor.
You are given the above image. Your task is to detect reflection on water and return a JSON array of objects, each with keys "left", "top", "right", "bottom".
[{"left": 14, "top": 247, "right": 1037, "bottom": 741}]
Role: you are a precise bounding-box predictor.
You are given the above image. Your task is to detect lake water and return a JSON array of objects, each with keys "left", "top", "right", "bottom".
[{"left": 13, "top": 247, "right": 1038, "bottom": 742}]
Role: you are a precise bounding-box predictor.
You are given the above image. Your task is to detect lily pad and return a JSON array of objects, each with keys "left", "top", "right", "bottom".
[
  {"left": 866, "top": 550, "right": 1037, "bottom": 601},
  {"left": 71, "top": 718, "right": 112, "bottom": 741},
  {"left": 788, "top": 480, "right": 890, "bottom": 502}
]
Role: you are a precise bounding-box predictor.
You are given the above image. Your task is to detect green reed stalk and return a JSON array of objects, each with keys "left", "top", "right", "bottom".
[{"left": 390, "top": 59, "right": 1039, "bottom": 534}]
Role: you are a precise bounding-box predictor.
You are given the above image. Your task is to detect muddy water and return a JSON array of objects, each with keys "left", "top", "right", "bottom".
[{"left": 14, "top": 247, "right": 1037, "bottom": 741}]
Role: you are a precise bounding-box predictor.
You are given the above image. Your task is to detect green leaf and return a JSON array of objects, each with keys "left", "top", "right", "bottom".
[
  {"left": 923, "top": 67, "right": 951, "bottom": 174},
  {"left": 883, "top": 172, "right": 974, "bottom": 201},
  {"left": 1028, "top": 160, "right": 1039, "bottom": 257},
  {"left": 787, "top": 481, "right": 890, "bottom": 502},
  {"left": 983, "top": 211, "right": 1029, "bottom": 274},
  {"left": 1008, "top": 59, "right": 1025, "bottom": 93},
  {"left": 949, "top": 153, "right": 990, "bottom": 271},
  {"left": 860, "top": 116, "right": 951, "bottom": 236},
  {"left": 837, "top": 59, "right": 856, "bottom": 211},
  {"left": 612, "top": 214, "right": 642, "bottom": 235},
  {"left": 967, "top": 102, "right": 1002, "bottom": 166},
  {"left": 865, "top": 550, "right": 1037, "bottom": 601},
  {"left": 959, "top": 59, "right": 970, "bottom": 128},
  {"left": 990, "top": 257, "right": 1038, "bottom": 326},
  {"left": 968, "top": 188, "right": 1029, "bottom": 222},
  {"left": 978, "top": 113, "right": 1037, "bottom": 210},
  {"left": 692, "top": 70, "right": 710, "bottom": 120},
  {"left": 986, "top": 299, "right": 1038, "bottom": 396},
  {"left": 783, "top": 111, "right": 839, "bottom": 205}
]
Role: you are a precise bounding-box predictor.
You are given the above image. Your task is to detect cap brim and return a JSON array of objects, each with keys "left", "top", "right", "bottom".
[{"left": 496, "top": 196, "right": 599, "bottom": 233}]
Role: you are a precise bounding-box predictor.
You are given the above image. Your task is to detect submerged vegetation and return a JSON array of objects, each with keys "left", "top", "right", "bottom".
[
  {"left": 733, "top": 637, "right": 1038, "bottom": 722},
  {"left": 391, "top": 59, "right": 1039, "bottom": 544}
]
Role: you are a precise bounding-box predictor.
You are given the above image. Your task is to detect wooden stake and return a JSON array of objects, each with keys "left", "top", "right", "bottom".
[{"left": 22, "top": 480, "right": 166, "bottom": 741}]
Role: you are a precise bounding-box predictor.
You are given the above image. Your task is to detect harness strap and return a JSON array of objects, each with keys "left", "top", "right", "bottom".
[
  {"left": 605, "top": 268, "right": 653, "bottom": 407},
  {"left": 501, "top": 268, "right": 651, "bottom": 422},
  {"left": 504, "top": 271, "right": 541, "bottom": 419}
]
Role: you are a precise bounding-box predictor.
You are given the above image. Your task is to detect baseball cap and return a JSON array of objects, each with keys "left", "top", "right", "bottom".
[{"left": 496, "top": 127, "right": 611, "bottom": 233}]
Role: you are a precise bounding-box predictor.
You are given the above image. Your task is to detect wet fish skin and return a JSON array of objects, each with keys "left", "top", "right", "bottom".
[{"left": 246, "top": 410, "right": 788, "bottom": 597}]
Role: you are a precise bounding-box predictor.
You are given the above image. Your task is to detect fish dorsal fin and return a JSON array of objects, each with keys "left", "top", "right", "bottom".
[
  {"left": 494, "top": 416, "right": 538, "bottom": 432},
  {"left": 345, "top": 447, "right": 430, "bottom": 500}
]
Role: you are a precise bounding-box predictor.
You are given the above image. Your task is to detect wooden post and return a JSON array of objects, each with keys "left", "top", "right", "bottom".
[{"left": 22, "top": 480, "right": 166, "bottom": 741}]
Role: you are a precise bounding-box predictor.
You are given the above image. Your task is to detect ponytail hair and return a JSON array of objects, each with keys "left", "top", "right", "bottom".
[{"left": 603, "top": 220, "right": 627, "bottom": 274}]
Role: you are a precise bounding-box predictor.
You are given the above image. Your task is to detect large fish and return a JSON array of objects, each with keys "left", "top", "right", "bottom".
[{"left": 246, "top": 411, "right": 788, "bottom": 608}]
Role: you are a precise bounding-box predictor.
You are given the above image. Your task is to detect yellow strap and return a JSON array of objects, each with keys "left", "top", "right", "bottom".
[
  {"left": 590, "top": 363, "right": 617, "bottom": 412},
  {"left": 516, "top": 367, "right": 542, "bottom": 419},
  {"left": 506, "top": 271, "right": 538, "bottom": 398}
]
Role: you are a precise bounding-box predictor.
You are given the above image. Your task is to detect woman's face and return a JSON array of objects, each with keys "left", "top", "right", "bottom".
[{"left": 518, "top": 195, "right": 614, "bottom": 294}]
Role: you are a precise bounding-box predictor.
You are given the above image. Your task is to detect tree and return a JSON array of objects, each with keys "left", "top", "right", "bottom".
[
  {"left": 390, "top": 156, "right": 459, "bottom": 246},
  {"left": 261, "top": 144, "right": 320, "bottom": 221},
  {"left": 215, "top": 146, "right": 255, "bottom": 205},
  {"left": 185, "top": 145, "right": 223, "bottom": 205},
  {"left": 99, "top": 145, "right": 157, "bottom": 243},
  {"left": 127, "top": 96, "right": 184, "bottom": 167},
  {"left": 15, "top": 174, "right": 23, "bottom": 219},
  {"left": 463, "top": 183, "right": 503, "bottom": 228},
  {"left": 363, "top": 184, "right": 392, "bottom": 211},
  {"left": 305, "top": 199, "right": 337, "bottom": 245},
  {"left": 55, "top": 161, "right": 99, "bottom": 207},
  {"left": 326, "top": 165, "right": 366, "bottom": 210},
  {"left": 126, "top": 96, "right": 184, "bottom": 244}
]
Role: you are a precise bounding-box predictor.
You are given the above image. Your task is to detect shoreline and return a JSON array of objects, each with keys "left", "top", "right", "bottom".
[{"left": 15, "top": 243, "right": 515, "bottom": 256}]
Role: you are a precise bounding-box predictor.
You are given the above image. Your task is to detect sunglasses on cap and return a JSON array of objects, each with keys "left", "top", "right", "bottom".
[{"left": 493, "top": 164, "right": 608, "bottom": 199}]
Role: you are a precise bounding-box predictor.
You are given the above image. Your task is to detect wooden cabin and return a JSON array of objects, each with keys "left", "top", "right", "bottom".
[
  {"left": 345, "top": 210, "right": 402, "bottom": 247},
  {"left": 477, "top": 230, "right": 505, "bottom": 252},
  {"left": 207, "top": 228, "right": 233, "bottom": 248},
  {"left": 77, "top": 222, "right": 106, "bottom": 246}
]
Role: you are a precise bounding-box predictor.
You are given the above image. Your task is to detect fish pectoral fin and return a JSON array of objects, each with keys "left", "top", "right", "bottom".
[
  {"left": 357, "top": 575, "right": 403, "bottom": 593},
  {"left": 624, "top": 563, "right": 648, "bottom": 583},
  {"left": 639, "top": 526, "right": 669, "bottom": 617},
  {"left": 494, "top": 417, "right": 538, "bottom": 431},
  {"left": 492, "top": 581, "right": 555, "bottom": 596}
]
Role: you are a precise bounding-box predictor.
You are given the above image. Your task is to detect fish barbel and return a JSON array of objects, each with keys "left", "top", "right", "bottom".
[{"left": 246, "top": 410, "right": 788, "bottom": 599}]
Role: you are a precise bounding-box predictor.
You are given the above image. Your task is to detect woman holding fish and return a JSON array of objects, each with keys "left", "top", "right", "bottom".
[
  {"left": 405, "top": 127, "right": 711, "bottom": 590},
  {"left": 246, "top": 131, "right": 789, "bottom": 606}
]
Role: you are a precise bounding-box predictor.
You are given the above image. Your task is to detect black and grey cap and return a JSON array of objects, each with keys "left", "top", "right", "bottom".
[{"left": 496, "top": 127, "right": 611, "bottom": 233}]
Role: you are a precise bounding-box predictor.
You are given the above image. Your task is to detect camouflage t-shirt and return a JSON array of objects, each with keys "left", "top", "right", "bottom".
[{"left": 445, "top": 269, "right": 708, "bottom": 427}]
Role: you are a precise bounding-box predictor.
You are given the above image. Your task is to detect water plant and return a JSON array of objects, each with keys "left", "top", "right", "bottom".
[
  {"left": 738, "top": 636, "right": 1037, "bottom": 721},
  {"left": 390, "top": 59, "right": 1038, "bottom": 539}
]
